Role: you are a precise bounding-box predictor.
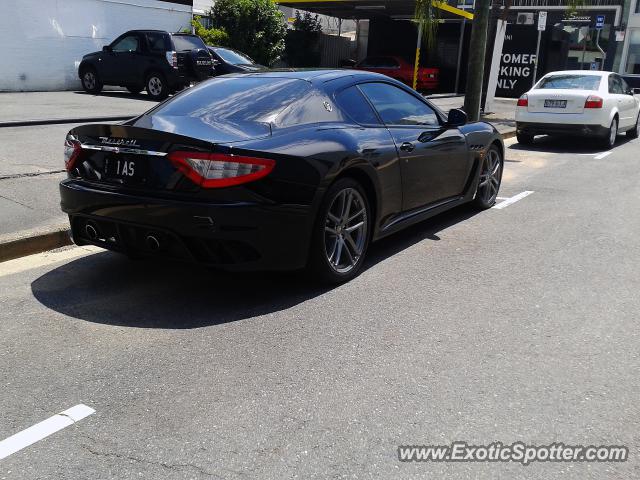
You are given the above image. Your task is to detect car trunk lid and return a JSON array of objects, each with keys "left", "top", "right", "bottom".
[
  {"left": 527, "top": 89, "right": 589, "bottom": 114},
  {"left": 67, "top": 122, "right": 268, "bottom": 192}
]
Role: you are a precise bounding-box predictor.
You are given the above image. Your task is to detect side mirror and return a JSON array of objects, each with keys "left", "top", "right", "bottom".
[
  {"left": 447, "top": 108, "right": 468, "bottom": 127},
  {"left": 102, "top": 45, "right": 112, "bottom": 53}
]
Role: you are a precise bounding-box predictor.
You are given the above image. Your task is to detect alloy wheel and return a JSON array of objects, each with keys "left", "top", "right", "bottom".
[
  {"left": 148, "top": 76, "right": 163, "bottom": 96},
  {"left": 324, "top": 188, "right": 368, "bottom": 274},
  {"left": 83, "top": 71, "right": 95, "bottom": 90},
  {"left": 609, "top": 120, "right": 618, "bottom": 146},
  {"left": 477, "top": 148, "right": 502, "bottom": 204}
]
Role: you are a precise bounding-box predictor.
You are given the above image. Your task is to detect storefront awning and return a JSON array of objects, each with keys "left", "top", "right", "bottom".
[{"left": 277, "top": 0, "right": 473, "bottom": 20}]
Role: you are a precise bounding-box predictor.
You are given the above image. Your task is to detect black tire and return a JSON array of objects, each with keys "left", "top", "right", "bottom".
[
  {"left": 602, "top": 118, "right": 618, "bottom": 148},
  {"left": 627, "top": 115, "right": 640, "bottom": 139},
  {"left": 80, "top": 67, "right": 103, "bottom": 94},
  {"left": 516, "top": 132, "right": 534, "bottom": 145},
  {"left": 126, "top": 86, "right": 143, "bottom": 95},
  {"left": 308, "top": 177, "right": 371, "bottom": 284},
  {"left": 145, "top": 72, "right": 169, "bottom": 100},
  {"left": 472, "top": 145, "right": 503, "bottom": 210}
]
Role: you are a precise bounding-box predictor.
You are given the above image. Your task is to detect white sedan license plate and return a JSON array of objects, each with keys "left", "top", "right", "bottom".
[{"left": 544, "top": 99, "right": 567, "bottom": 108}]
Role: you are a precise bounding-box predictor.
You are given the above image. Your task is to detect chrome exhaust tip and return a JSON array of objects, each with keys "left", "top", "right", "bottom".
[
  {"left": 145, "top": 234, "right": 161, "bottom": 252},
  {"left": 85, "top": 222, "right": 99, "bottom": 240}
]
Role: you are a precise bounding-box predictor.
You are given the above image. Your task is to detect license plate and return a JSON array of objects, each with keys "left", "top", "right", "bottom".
[
  {"left": 544, "top": 99, "right": 567, "bottom": 108},
  {"left": 104, "top": 157, "right": 145, "bottom": 183}
]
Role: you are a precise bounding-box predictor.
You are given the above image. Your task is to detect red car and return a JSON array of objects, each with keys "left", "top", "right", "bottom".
[{"left": 354, "top": 55, "right": 439, "bottom": 91}]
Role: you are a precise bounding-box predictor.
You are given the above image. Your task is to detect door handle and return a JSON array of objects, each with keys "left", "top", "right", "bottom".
[{"left": 400, "top": 142, "right": 415, "bottom": 152}]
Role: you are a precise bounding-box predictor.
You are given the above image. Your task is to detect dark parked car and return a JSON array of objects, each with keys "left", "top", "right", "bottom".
[
  {"left": 207, "top": 46, "right": 265, "bottom": 75},
  {"left": 78, "top": 30, "right": 213, "bottom": 100},
  {"left": 60, "top": 70, "right": 503, "bottom": 283}
]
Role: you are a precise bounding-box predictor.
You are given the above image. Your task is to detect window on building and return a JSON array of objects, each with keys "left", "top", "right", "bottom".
[{"left": 625, "top": 29, "right": 640, "bottom": 74}]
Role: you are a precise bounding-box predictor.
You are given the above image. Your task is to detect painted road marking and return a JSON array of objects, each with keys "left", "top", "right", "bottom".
[
  {"left": 0, "top": 246, "right": 101, "bottom": 278},
  {"left": 0, "top": 404, "right": 95, "bottom": 460},
  {"left": 594, "top": 151, "right": 612, "bottom": 160},
  {"left": 493, "top": 191, "right": 534, "bottom": 210}
]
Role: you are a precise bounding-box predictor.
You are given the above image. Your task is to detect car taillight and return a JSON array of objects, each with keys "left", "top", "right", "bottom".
[
  {"left": 167, "top": 151, "right": 275, "bottom": 188},
  {"left": 517, "top": 94, "right": 528, "bottom": 107},
  {"left": 165, "top": 50, "right": 177, "bottom": 69},
  {"left": 584, "top": 95, "right": 603, "bottom": 109},
  {"left": 64, "top": 134, "right": 82, "bottom": 172}
]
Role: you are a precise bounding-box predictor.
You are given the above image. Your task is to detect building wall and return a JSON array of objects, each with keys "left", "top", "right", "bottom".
[{"left": 0, "top": 0, "right": 193, "bottom": 91}]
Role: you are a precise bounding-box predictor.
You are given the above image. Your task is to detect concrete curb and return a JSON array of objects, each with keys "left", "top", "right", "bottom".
[
  {"left": 0, "top": 225, "right": 72, "bottom": 263},
  {"left": 0, "top": 116, "right": 132, "bottom": 128}
]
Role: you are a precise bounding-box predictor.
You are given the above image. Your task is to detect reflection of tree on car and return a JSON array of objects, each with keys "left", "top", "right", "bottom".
[
  {"left": 353, "top": 56, "right": 439, "bottom": 92},
  {"left": 78, "top": 30, "right": 214, "bottom": 100},
  {"left": 207, "top": 46, "right": 266, "bottom": 75}
]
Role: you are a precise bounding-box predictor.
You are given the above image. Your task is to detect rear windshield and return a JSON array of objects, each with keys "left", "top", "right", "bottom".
[
  {"left": 171, "top": 35, "right": 206, "bottom": 51},
  {"left": 149, "top": 76, "right": 312, "bottom": 129},
  {"left": 214, "top": 48, "right": 254, "bottom": 65},
  {"left": 537, "top": 75, "right": 601, "bottom": 91}
]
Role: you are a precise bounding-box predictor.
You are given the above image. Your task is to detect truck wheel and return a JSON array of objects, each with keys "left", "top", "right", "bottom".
[
  {"left": 81, "top": 67, "right": 103, "bottom": 94},
  {"left": 145, "top": 72, "right": 168, "bottom": 100}
]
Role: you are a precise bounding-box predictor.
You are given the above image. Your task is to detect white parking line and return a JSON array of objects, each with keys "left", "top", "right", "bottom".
[
  {"left": 0, "top": 404, "right": 95, "bottom": 460},
  {"left": 594, "top": 151, "right": 612, "bottom": 160},
  {"left": 493, "top": 191, "right": 534, "bottom": 210}
]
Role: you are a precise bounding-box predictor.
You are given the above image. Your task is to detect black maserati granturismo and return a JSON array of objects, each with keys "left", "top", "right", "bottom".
[{"left": 60, "top": 70, "right": 503, "bottom": 283}]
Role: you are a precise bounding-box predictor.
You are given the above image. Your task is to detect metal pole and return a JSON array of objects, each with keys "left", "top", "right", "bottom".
[
  {"left": 595, "top": 29, "right": 606, "bottom": 70},
  {"left": 532, "top": 30, "right": 542, "bottom": 85},
  {"left": 338, "top": 18, "right": 342, "bottom": 37},
  {"left": 454, "top": 19, "right": 466, "bottom": 94},
  {"left": 581, "top": 30, "right": 587, "bottom": 70},
  {"left": 412, "top": 21, "right": 423, "bottom": 91}
]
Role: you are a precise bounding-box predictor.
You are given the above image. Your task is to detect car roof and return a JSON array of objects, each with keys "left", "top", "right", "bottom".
[
  {"left": 544, "top": 70, "right": 611, "bottom": 77},
  {"left": 235, "top": 69, "right": 392, "bottom": 84}
]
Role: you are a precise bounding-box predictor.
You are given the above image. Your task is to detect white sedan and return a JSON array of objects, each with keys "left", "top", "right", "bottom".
[{"left": 515, "top": 70, "right": 640, "bottom": 148}]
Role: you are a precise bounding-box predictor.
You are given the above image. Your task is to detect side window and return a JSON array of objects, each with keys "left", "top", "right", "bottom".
[
  {"left": 146, "top": 32, "right": 168, "bottom": 53},
  {"left": 358, "top": 82, "right": 440, "bottom": 126},
  {"left": 335, "top": 86, "right": 380, "bottom": 125},
  {"left": 112, "top": 35, "right": 139, "bottom": 53},
  {"left": 620, "top": 77, "right": 632, "bottom": 95},
  {"left": 609, "top": 75, "right": 623, "bottom": 94}
]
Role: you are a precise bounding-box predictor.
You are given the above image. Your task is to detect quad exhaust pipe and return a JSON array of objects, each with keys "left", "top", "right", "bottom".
[
  {"left": 145, "top": 234, "right": 161, "bottom": 252},
  {"left": 85, "top": 221, "right": 99, "bottom": 241}
]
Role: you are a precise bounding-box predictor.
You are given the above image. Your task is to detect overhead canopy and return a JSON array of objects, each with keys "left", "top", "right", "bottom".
[{"left": 277, "top": 0, "right": 473, "bottom": 20}]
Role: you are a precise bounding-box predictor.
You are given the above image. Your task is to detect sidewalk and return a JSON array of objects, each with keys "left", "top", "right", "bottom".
[
  {"left": 429, "top": 95, "right": 517, "bottom": 136},
  {"left": 0, "top": 90, "right": 155, "bottom": 126}
]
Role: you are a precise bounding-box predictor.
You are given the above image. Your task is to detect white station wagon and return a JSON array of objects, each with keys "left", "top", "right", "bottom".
[{"left": 515, "top": 71, "right": 640, "bottom": 148}]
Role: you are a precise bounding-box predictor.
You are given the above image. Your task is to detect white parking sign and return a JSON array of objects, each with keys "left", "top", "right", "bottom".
[{"left": 538, "top": 11, "right": 547, "bottom": 31}]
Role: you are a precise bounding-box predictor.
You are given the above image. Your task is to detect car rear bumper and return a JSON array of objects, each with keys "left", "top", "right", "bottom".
[
  {"left": 60, "top": 179, "right": 313, "bottom": 271},
  {"left": 516, "top": 121, "right": 610, "bottom": 137}
]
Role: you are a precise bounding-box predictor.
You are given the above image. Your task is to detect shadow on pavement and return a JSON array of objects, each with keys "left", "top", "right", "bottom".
[
  {"left": 508, "top": 134, "right": 634, "bottom": 154},
  {"left": 31, "top": 205, "right": 480, "bottom": 329},
  {"left": 72, "top": 90, "right": 159, "bottom": 103}
]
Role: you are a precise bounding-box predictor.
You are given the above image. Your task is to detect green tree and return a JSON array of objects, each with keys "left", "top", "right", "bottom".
[
  {"left": 209, "top": 0, "right": 287, "bottom": 66},
  {"left": 188, "top": 16, "right": 230, "bottom": 47}
]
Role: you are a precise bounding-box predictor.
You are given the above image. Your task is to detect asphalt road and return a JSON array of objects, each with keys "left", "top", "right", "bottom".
[{"left": 1, "top": 135, "right": 639, "bottom": 479}]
